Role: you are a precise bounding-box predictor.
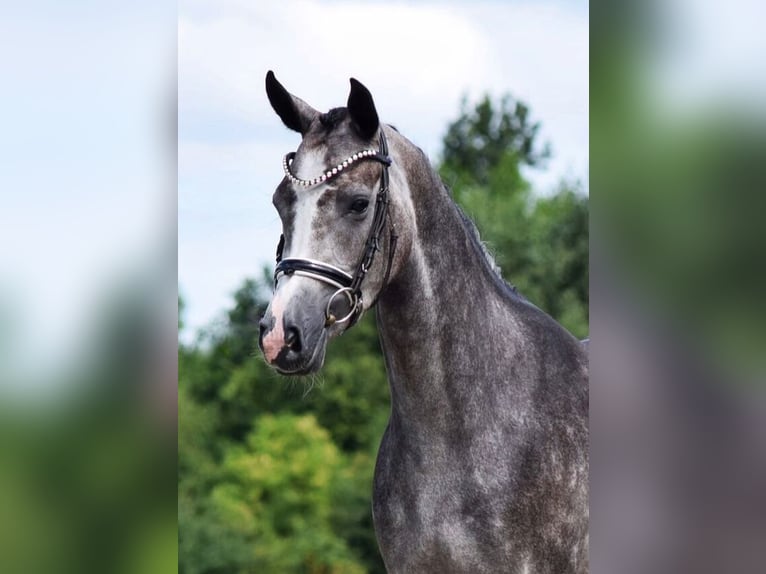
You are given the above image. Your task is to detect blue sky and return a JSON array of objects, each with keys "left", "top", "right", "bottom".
[
  {"left": 179, "top": 0, "right": 590, "bottom": 340},
  {"left": 1, "top": 1, "right": 174, "bottom": 386}
]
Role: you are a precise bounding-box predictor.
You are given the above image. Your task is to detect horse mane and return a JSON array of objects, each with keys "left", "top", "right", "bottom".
[
  {"left": 451, "top": 189, "right": 525, "bottom": 301},
  {"left": 455, "top": 205, "right": 502, "bottom": 276},
  {"left": 405, "top": 141, "right": 525, "bottom": 300}
]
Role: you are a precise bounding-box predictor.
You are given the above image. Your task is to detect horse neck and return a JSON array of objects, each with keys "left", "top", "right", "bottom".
[{"left": 376, "top": 151, "right": 525, "bottom": 430}]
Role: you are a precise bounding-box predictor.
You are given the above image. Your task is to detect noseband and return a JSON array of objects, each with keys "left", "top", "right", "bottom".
[{"left": 274, "top": 130, "right": 397, "bottom": 329}]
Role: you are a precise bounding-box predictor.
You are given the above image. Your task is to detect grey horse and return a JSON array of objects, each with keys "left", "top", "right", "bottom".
[{"left": 258, "top": 72, "right": 588, "bottom": 574}]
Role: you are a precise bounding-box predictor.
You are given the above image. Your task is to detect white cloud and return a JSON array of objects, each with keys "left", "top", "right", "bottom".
[
  {"left": 179, "top": 0, "right": 587, "bottom": 165},
  {"left": 178, "top": 0, "right": 588, "bottom": 336},
  {"left": 179, "top": 1, "right": 497, "bottom": 146}
]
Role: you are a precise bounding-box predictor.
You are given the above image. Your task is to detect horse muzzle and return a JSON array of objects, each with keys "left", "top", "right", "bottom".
[{"left": 258, "top": 306, "right": 328, "bottom": 375}]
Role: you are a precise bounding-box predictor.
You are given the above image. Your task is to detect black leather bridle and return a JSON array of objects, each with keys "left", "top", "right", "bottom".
[{"left": 274, "top": 130, "right": 397, "bottom": 329}]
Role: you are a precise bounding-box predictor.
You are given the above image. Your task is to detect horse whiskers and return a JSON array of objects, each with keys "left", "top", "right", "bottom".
[{"left": 301, "top": 373, "right": 325, "bottom": 398}]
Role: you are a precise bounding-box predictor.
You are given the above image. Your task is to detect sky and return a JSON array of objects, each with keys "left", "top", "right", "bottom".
[
  {"left": 178, "top": 0, "right": 590, "bottom": 341},
  {"left": 4, "top": 0, "right": 762, "bottom": 383},
  {"left": 1, "top": 1, "right": 175, "bottom": 386}
]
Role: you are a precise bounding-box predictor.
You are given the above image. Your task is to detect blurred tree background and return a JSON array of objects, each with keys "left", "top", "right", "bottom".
[{"left": 178, "top": 95, "right": 589, "bottom": 573}]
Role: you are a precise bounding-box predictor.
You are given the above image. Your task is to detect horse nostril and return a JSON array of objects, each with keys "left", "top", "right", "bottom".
[
  {"left": 284, "top": 325, "right": 302, "bottom": 352},
  {"left": 258, "top": 318, "right": 269, "bottom": 343}
]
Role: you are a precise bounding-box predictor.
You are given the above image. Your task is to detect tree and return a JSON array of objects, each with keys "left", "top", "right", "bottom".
[
  {"left": 440, "top": 94, "right": 551, "bottom": 189},
  {"left": 526, "top": 183, "right": 589, "bottom": 338},
  {"left": 178, "top": 272, "right": 388, "bottom": 574},
  {"left": 208, "top": 414, "right": 366, "bottom": 574}
]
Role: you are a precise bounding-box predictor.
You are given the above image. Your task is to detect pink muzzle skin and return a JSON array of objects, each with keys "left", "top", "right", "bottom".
[{"left": 261, "top": 298, "right": 286, "bottom": 363}]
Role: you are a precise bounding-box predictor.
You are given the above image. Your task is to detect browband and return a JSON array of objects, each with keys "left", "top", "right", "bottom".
[{"left": 282, "top": 148, "right": 390, "bottom": 189}]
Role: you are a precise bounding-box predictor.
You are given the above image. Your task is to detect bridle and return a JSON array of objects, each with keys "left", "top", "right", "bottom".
[{"left": 274, "top": 129, "right": 398, "bottom": 329}]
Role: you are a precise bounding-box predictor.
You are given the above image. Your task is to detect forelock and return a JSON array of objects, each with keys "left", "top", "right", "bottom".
[{"left": 319, "top": 107, "right": 348, "bottom": 131}]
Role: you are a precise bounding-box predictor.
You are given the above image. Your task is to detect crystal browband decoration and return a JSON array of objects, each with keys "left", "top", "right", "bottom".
[{"left": 282, "top": 149, "right": 379, "bottom": 188}]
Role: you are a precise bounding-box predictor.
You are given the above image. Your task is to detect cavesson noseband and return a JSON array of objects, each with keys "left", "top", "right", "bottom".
[{"left": 274, "top": 130, "right": 397, "bottom": 328}]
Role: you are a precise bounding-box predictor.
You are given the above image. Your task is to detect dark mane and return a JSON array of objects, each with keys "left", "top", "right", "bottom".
[
  {"left": 452, "top": 194, "right": 526, "bottom": 301},
  {"left": 414, "top": 142, "right": 526, "bottom": 301},
  {"left": 319, "top": 107, "right": 347, "bottom": 130}
]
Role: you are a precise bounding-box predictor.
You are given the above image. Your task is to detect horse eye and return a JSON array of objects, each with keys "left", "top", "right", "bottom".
[{"left": 349, "top": 198, "right": 370, "bottom": 214}]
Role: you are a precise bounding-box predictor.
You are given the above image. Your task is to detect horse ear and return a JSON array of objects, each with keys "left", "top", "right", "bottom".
[
  {"left": 265, "top": 70, "right": 318, "bottom": 134},
  {"left": 347, "top": 78, "right": 379, "bottom": 140}
]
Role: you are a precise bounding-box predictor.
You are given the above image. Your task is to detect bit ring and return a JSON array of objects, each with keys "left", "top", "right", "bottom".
[{"left": 325, "top": 287, "right": 360, "bottom": 326}]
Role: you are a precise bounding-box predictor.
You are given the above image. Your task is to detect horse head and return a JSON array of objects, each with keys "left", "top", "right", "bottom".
[{"left": 259, "top": 71, "right": 412, "bottom": 375}]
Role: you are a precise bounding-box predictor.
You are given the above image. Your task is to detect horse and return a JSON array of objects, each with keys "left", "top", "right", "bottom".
[{"left": 258, "top": 71, "right": 589, "bottom": 573}]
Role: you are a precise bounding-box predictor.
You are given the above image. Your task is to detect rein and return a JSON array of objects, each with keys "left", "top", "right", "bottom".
[{"left": 274, "top": 130, "right": 397, "bottom": 329}]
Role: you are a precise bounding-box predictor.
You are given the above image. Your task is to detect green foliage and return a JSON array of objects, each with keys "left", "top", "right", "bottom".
[
  {"left": 209, "top": 414, "right": 366, "bottom": 574},
  {"left": 441, "top": 94, "right": 550, "bottom": 188},
  {"left": 0, "top": 400, "right": 176, "bottom": 574},
  {"left": 179, "top": 272, "right": 387, "bottom": 574},
  {"left": 178, "top": 93, "right": 589, "bottom": 573},
  {"left": 526, "top": 186, "right": 589, "bottom": 337}
]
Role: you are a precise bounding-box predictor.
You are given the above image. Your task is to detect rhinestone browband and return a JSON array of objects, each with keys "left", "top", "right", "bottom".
[{"left": 282, "top": 149, "right": 379, "bottom": 188}]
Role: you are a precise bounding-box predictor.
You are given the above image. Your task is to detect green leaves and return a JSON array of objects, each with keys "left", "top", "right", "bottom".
[
  {"left": 208, "top": 415, "right": 364, "bottom": 573},
  {"left": 441, "top": 95, "right": 550, "bottom": 188},
  {"left": 179, "top": 275, "right": 386, "bottom": 573}
]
